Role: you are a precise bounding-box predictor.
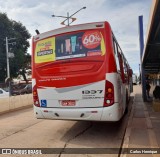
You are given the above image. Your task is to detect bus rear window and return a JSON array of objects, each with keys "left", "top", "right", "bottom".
[{"left": 34, "top": 30, "right": 105, "bottom": 63}]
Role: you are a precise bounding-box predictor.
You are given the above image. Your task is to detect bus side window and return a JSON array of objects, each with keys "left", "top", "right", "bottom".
[
  {"left": 118, "top": 47, "right": 125, "bottom": 83},
  {"left": 123, "top": 59, "right": 128, "bottom": 83},
  {"left": 113, "top": 40, "right": 120, "bottom": 72}
]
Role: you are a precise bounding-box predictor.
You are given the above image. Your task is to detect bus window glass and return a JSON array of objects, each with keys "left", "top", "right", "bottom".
[
  {"left": 123, "top": 61, "right": 128, "bottom": 82},
  {"left": 35, "top": 30, "right": 105, "bottom": 63},
  {"left": 117, "top": 46, "right": 122, "bottom": 55},
  {"left": 123, "top": 58, "right": 127, "bottom": 75},
  {"left": 113, "top": 40, "right": 120, "bottom": 71}
]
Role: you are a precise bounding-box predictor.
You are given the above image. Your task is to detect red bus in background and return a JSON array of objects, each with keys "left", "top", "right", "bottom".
[{"left": 32, "top": 21, "right": 133, "bottom": 121}]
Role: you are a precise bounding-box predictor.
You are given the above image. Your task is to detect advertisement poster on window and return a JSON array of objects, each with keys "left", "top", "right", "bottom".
[
  {"left": 35, "top": 30, "right": 105, "bottom": 63},
  {"left": 35, "top": 37, "right": 55, "bottom": 63},
  {"left": 55, "top": 30, "right": 105, "bottom": 60}
]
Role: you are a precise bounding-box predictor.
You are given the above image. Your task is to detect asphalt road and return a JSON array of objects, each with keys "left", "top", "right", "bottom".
[{"left": 0, "top": 97, "right": 133, "bottom": 157}]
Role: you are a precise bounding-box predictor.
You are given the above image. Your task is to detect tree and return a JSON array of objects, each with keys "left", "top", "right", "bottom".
[{"left": 0, "top": 12, "right": 31, "bottom": 83}]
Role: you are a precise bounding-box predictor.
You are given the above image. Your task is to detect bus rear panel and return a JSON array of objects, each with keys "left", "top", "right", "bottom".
[{"left": 32, "top": 21, "right": 131, "bottom": 121}]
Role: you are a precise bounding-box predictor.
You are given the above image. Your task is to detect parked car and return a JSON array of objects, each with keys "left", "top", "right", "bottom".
[
  {"left": 20, "top": 84, "right": 32, "bottom": 94},
  {"left": 12, "top": 84, "right": 25, "bottom": 95},
  {"left": 12, "top": 84, "right": 32, "bottom": 95},
  {"left": 0, "top": 88, "right": 9, "bottom": 98}
]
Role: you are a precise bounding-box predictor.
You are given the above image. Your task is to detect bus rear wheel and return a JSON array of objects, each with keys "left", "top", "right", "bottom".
[{"left": 124, "top": 90, "right": 129, "bottom": 114}]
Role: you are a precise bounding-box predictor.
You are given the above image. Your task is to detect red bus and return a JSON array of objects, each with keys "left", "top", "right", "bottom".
[{"left": 32, "top": 21, "right": 133, "bottom": 121}]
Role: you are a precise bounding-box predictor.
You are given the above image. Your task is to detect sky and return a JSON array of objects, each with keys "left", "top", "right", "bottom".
[{"left": 0, "top": 0, "right": 152, "bottom": 75}]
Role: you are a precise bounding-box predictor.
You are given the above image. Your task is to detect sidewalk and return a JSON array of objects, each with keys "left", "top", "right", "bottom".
[
  {"left": 121, "top": 85, "right": 160, "bottom": 157},
  {"left": 0, "top": 94, "right": 33, "bottom": 115}
]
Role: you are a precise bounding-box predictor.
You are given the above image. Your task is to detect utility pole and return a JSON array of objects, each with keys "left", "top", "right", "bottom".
[
  {"left": 67, "top": 12, "right": 70, "bottom": 26},
  {"left": 5, "top": 37, "right": 16, "bottom": 79},
  {"left": 5, "top": 37, "right": 16, "bottom": 96},
  {"left": 6, "top": 37, "right": 10, "bottom": 78}
]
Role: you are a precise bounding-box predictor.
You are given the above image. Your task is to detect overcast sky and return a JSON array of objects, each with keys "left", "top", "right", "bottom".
[{"left": 0, "top": 0, "right": 152, "bottom": 74}]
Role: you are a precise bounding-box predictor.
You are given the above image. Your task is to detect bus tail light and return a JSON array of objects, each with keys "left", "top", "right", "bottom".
[
  {"left": 104, "top": 80, "right": 114, "bottom": 107},
  {"left": 33, "top": 86, "right": 40, "bottom": 107}
]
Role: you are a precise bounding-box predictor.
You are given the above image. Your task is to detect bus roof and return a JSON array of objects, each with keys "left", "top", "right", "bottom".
[{"left": 33, "top": 21, "right": 110, "bottom": 42}]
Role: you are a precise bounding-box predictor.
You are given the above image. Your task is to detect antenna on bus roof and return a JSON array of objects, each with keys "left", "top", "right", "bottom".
[
  {"left": 51, "top": 7, "right": 86, "bottom": 26},
  {"left": 35, "top": 29, "right": 40, "bottom": 35}
]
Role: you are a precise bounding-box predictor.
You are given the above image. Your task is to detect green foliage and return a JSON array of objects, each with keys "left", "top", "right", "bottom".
[{"left": 0, "top": 12, "right": 31, "bottom": 82}]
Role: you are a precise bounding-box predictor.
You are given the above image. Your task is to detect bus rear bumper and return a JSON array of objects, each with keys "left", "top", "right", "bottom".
[
  {"left": 34, "top": 103, "right": 123, "bottom": 121},
  {"left": 34, "top": 106, "right": 103, "bottom": 121},
  {"left": 101, "top": 103, "right": 123, "bottom": 121}
]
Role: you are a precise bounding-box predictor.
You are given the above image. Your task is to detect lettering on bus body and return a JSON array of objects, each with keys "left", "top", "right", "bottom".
[
  {"left": 34, "top": 30, "right": 105, "bottom": 64},
  {"left": 82, "top": 90, "right": 104, "bottom": 99}
]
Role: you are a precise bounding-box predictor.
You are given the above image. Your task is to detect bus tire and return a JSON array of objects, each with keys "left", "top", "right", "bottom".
[{"left": 124, "top": 90, "right": 128, "bottom": 115}]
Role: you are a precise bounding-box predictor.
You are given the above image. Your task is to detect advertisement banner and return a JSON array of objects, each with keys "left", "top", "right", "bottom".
[
  {"left": 35, "top": 37, "right": 55, "bottom": 63},
  {"left": 34, "top": 30, "right": 105, "bottom": 63}
]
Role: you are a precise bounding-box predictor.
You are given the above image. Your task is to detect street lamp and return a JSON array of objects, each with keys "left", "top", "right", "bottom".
[{"left": 52, "top": 7, "right": 86, "bottom": 26}]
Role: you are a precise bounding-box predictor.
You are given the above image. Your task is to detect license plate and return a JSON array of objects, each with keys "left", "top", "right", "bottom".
[{"left": 61, "top": 100, "right": 76, "bottom": 106}]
